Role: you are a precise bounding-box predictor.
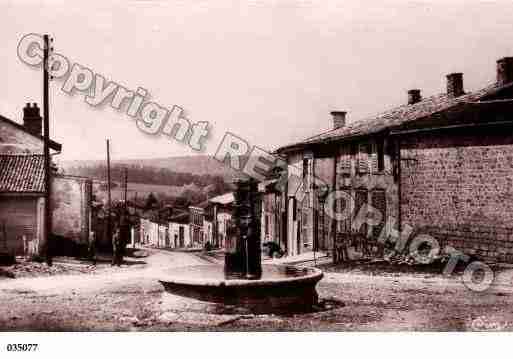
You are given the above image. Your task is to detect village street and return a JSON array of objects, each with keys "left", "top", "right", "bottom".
[{"left": 1, "top": 249, "right": 513, "bottom": 331}]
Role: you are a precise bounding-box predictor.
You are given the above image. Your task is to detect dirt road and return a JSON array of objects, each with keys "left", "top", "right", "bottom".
[
  {"left": 0, "top": 249, "right": 207, "bottom": 330},
  {"left": 1, "top": 249, "right": 513, "bottom": 331}
]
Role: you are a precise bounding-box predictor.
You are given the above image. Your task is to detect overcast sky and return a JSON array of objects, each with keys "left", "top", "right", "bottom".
[{"left": 2, "top": 0, "right": 513, "bottom": 161}]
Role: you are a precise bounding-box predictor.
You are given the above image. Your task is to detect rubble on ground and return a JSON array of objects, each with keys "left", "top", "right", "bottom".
[{"left": 0, "top": 260, "right": 97, "bottom": 279}]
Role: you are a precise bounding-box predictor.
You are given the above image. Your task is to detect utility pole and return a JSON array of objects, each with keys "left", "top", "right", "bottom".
[
  {"left": 124, "top": 167, "right": 128, "bottom": 207},
  {"left": 106, "top": 139, "right": 112, "bottom": 250},
  {"left": 43, "top": 34, "right": 52, "bottom": 266},
  {"left": 134, "top": 191, "right": 138, "bottom": 248}
]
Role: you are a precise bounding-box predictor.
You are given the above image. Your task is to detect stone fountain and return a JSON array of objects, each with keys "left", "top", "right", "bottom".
[{"left": 159, "top": 178, "right": 323, "bottom": 314}]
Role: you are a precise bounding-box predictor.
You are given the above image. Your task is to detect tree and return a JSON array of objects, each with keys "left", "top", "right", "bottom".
[{"left": 145, "top": 192, "right": 159, "bottom": 210}]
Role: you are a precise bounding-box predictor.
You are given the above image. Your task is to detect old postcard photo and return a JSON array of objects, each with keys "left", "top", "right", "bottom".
[{"left": 1, "top": 1, "right": 513, "bottom": 355}]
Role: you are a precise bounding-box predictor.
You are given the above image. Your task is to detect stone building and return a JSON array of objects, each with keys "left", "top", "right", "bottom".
[
  {"left": 0, "top": 103, "right": 92, "bottom": 257},
  {"left": 0, "top": 103, "right": 61, "bottom": 155},
  {"left": 276, "top": 57, "right": 513, "bottom": 262}
]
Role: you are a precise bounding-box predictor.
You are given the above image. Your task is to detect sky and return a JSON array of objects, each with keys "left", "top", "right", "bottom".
[{"left": 2, "top": 0, "right": 513, "bottom": 161}]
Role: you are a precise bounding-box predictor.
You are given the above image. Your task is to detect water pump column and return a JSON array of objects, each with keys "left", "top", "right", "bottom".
[{"left": 224, "top": 178, "right": 262, "bottom": 279}]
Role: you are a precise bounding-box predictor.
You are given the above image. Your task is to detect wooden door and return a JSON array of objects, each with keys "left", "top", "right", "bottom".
[{"left": 0, "top": 197, "right": 38, "bottom": 255}]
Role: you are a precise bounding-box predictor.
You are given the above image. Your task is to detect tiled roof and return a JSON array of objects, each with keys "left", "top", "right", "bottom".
[
  {"left": 0, "top": 155, "right": 45, "bottom": 193},
  {"left": 209, "top": 192, "right": 234, "bottom": 205},
  {"left": 277, "top": 81, "right": 513, "bottom": 152}
]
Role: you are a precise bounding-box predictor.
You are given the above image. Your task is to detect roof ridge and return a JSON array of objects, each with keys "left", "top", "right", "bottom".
[
  {"left": 277, "top": 80, "right": 512, "bottom": 152},
  {"left": 0, "top": 153, "right": 44, "bottom": 157},
  {"left": 0, "top": 113, "right": 62, "bottom": 151},
  {"left": 289, "top": 92, "right": 449, "bottom": 147}
]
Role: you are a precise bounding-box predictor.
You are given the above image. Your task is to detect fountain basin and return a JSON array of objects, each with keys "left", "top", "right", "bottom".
[{"left": 159, "top": 264, "right": 323, "bottom": 314}]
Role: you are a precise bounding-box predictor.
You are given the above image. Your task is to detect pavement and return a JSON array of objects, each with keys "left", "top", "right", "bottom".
[
  {"left": 195, "top": 248, "right": 331, "bottom": 266},
  {"left": 266, "top": 251, "right": 331, "bottom": 266}
]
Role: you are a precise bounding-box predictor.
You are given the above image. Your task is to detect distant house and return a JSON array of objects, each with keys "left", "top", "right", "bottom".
[
  {"left": 169, "top": 222, "right": 191, "bottom": 248},
  {"left": 139, "top": 217, "right": 151, "bottom": 245},
  {"left": 138, "top": 208, "right": 199, "bottom": 249},
  {"left": 259, "top": 179, "right": 285, "bottom": 250},
  {"left": 189, "top": 206, "right": 205, "bottom": 248},
  {"left": 0, "top": 103, "right": 92, "bottom": 257},
  {"left": 139, "top": 218, "right": 168, "bottom": 248},
  {"left": 168, "top": 211, "right": 191, "bottom": 248},
  {"left": 203, "top": 219, "right": 213, "bottom": 245},
  {"left": 209, "top": 192, "right": 234, "bottom": 249},
  {"left": 209, "top": 185, "right": 284, "bottom": 253},
  {"left": 275, "top": 57, "right": 513, "bottom": 263}
]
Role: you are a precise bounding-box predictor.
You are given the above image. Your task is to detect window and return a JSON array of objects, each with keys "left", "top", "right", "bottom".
[
  {"left": 371, "top": 190, "right": 386, "bottom": 240},
  {"left": 337, "top": 146, "right": 351, "bottom": 174},
  {"left": 357, "top": 143, "right": 370, "bottom": 173},
  {"left": 336, "top": 188, "right": 352, "bottom": 233},
  {"left": 354, "top": 189, "right": 368, "bottom": 236},
  {"left": 302, "top": 157, "right": 313, "bottom": 190},
  {"left": 377, "top": 138, "right": 385, "bottom": 172},
  {"left": 301, "top": 196, "right": 313, "bottom": 247}
]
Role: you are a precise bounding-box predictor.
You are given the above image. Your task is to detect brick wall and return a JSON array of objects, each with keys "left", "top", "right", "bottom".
[{"left": 401, "top": 127, "right": 513, "bottom": 262}]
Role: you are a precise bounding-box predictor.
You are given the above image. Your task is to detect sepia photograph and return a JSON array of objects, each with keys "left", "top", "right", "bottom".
[{"left": 1, "top": 0, "right": 513, "bottom": 356}]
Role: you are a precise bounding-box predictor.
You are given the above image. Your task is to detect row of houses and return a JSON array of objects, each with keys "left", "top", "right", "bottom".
[
  {"left": 262, "top": 56, "right": 513, "bottom": 263},
  {"left": 138, "top": 206, "right": 213, "bottom": 250},
  {"left": 5, "top": 56, "right": 513, "bottom": 266},
  {"left": 210, "top": 57, "right": 513, "bottom": 264},
  {"left": 0, "top": 101, "right": 215, "bottom": 256},
  {"left": 0, "top": 103, "right": 93, "bottom": 257}
]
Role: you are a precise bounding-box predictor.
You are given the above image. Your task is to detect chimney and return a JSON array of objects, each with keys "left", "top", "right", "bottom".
[
  {"left": 407, "top": 89, "right": 422, "bottom": 105},
  {"left": 446, "top": 73, "right": 464, "bottom": 98},
  {"left": 497, "top": 57, "right": 513, "bottom": 86},
  {"left": 330, "top": 111, "right": 346, "bottom": 129},
  {"left": 23, "top": 102, "right": 42, "bottom": 136}
]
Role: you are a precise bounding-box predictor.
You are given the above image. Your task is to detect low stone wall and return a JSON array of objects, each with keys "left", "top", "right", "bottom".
[{"left": 415, "top": 224, "right": 513, "bottom": 263}]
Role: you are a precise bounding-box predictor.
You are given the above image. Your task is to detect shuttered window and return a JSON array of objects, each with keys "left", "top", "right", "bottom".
[
  {"left": 337, "top": 146, "right": 351, "bottom": 174},
  {"left": 357, "top": 143, "right": 370, "bottom": 173},
  {"left": 354, "top": 189, "right": 368, "bottom": 235},
  {"left": 377, "top": 138, "right": 385, "bottom": 172},
  {"left": 370, "top": 142, "right": 378, "bottom": 173},
  {"left": 369, "top": 139, "right": 385, "bottom": 173},
  {"left": 371, "top": 190, "right": 386, "bottom": 239},
  {"left": 301, "top": 195, "right": 313, "bottom": 247},
  {"left": 336, "top": 188, "right": 352, "bottom": 233}
]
